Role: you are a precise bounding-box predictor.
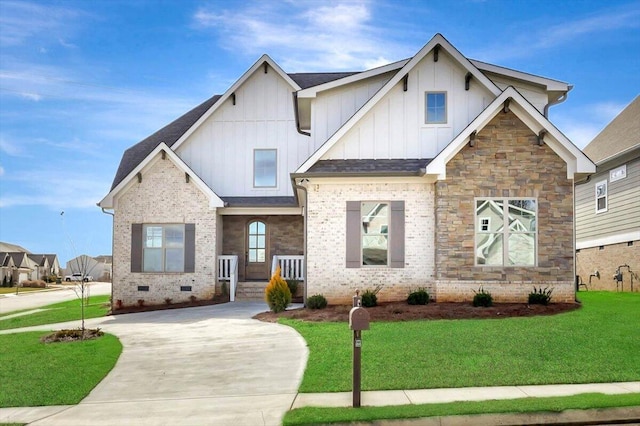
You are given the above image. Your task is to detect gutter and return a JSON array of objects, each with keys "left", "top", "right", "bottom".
[
  {"left": 543, "top": 86, "right": 572, "bottom": 118},
  {"left": 293, "top": 92, "right": 311, "bottom": 136},
  {"left": 291, "top": 169, "right": 427, "bottom": 179}
]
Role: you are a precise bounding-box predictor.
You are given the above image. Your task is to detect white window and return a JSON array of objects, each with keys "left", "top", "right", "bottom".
[
  {"left": 143, "top": 224, "right": 184, "bottom": 272},
  {"left": 362, "top": 202, "right": 389, "bottom": 266},
  {"left": 595, "top": 180, "right": 607, "bottom": 213},
  {"left": 425, "top": 92, "right": 447, "bottom": 123},
  {"left": 254, "top": 149, "right": 277, "bottom": 187},
  {"left": 610, "top": 165, "right": 626, "bottom": 182},
  {"left": 475, "top": 199, "right": 537, "bottom": 266}
]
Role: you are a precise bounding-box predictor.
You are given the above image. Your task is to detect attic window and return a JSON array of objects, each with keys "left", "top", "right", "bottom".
[
  {"left": 425, "top": 92, "right": 447, "bottom": 124},
  {"left": 254, "top": 149, "right": 277, "bottom": 188}
]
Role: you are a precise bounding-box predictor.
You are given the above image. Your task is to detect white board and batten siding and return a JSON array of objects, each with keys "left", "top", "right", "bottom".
[
  {"left": 575, "top": 158, "right": 640, "bottom": 246},
  {"left": 322, "top": 50, "right": 494, "bottom": 161},
  {"left": 177, "top": 68, "right": 310, "bottom": 197},
  {"left": 488, "top": 76, "right": 549, "bottom": 114}
]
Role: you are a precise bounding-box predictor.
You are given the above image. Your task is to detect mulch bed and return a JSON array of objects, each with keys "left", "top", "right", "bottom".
[
  {"left": 41, "top": 328, "right": 104, "bottom": 343},
  {"left": 253, "top": 301, "right": 581, "bottom": 323},
  {"left": 111, "top": 297, "right": 229, "bottom": 315}
]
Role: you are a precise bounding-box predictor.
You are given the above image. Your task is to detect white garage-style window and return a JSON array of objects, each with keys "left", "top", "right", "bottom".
[{"left": 475, "top": 199, "right": 537, "bottom": 266}]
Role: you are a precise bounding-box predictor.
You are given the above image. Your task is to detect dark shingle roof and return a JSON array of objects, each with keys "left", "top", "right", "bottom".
[
  {"left": 302, "top": 159, "right": 432, "bottom": 176},
  {"left": 221, "top": 197, "right": 298, "bottom": 207},
  {"left": 110, "top": 95, "right": 221, "bottom": 190},
  {"left": 288, "top": 72, "right": 360, "bottom": 89}
]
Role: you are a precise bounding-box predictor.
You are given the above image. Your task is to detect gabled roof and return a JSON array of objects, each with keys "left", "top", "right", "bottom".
[
  {"left": 470, "top": 59, "right": 571, "bottom": 93},
  {"left": 296, "top": 59, "right": 409, "bottom": 98},
  {"left": 425, "top": 86, "right": 595, "bottom": 179},
  {"left": 583, "top": 95, "right": 640, "bottom": 164},
  {"left": 110, "top": 95, "right": 221, "bottom": 191},
  {"left": 289, "top": 72, "right": 361, "bottom": 90},
  {"left": 296, "top": 33, "right": 502, "bottom": 173},
  {"left": 100, "top": 142, "right": 224, "bottom": 209}
]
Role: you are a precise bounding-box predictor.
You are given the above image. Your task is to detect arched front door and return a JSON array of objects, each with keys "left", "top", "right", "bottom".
[{"left": 245, "top": 220, "right": 269, "bottom": 280}]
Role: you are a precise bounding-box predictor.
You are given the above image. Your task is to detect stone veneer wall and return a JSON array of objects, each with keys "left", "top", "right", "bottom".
[
  {"left": 576, "top": 241, "right": 640, "bottom": 291},
  {"left": 112, "top": 157, "right": 217, "bottom": 307},
  {"left": 435, "top": 111, "right": 575, "bottom": 303},
  {"left": 222, "top": 215, "right": 304, "bottom": 281},
  {"left": 306, "top": 182, "right": 435, "bottom": 304}
]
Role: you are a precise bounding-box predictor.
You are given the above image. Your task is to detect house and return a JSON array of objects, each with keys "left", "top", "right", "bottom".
[
  {"left": 575, "top": 96, "right": 640, "bottom": 291},
  {"left": 27, "top": 254, "right": 61, "bottom": 280},
  {"left": 65, "top": 255, "right": 104, "bottom": 281},
  {"left": 0, "top": 252, "right": 34, "bottom": 284},
  {"left": 99, "top": 34, "right": 594, "bottom": 308}
]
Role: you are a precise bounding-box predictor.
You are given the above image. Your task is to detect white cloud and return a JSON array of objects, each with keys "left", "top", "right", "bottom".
[
  {"left": 193, "top": 1, "right": 413, "bottom": 71},
  {"left": 0, "top": 165, "right": 4, "bottom": 176},
  {"left": 0, "top": 135, "right": 27, "bottom": 157},
  {"left": 553, "top": 101, "right": 626, "bottom": 148}
]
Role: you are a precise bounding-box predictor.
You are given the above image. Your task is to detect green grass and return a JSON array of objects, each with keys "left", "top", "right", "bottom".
[
  {"left": 0, "top": 331, "right": 122, "bottom": 407},
  {"left": 283, "top": 393, "right": 640, "bottom": 425},
  {"left": 0, "top": 295, "right": 111, "bottom": 330},
  {"left": 0, "top": 287, "right": 45, "bottom": 294},
  {"left": 283, "top": 292, "right": 640, "bottom": 392}
]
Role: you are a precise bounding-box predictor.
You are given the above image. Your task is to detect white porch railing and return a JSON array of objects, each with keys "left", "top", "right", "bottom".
[
  {"left": 271, "top": 255, "right": 305, "bottom": 281},
  {"left": 217, "top": 255, "right": 238, "bottom": 302}
]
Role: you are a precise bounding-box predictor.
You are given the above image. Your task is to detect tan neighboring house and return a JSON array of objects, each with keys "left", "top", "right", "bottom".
[
  {"left": 0, "top": 242, "right": 61, "bottom": 284},
  {"left": 576, "top": 95, "right": 640, "bottom": 291},
  {"left": 99, "top": 34, "right": 594, "bottom": 309}
]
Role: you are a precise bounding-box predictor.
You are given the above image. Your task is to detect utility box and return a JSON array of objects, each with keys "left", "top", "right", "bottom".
[{"left": 349, "top": 306, "right": 370, "bottom": 331}]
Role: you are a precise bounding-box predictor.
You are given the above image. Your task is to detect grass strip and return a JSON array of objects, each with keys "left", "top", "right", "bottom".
[
  {"left": 0, "top": 330, "right": 122, "bottom": 407},
  {"left": 0, "top": 295, "right": 111, "bottom": 330},
  {"left": 283, "top": 292, "right": 640, "bottom": 392},
  {"left": 283, "top": 392, "right": 640, "bottom": 425},
  {"left": 0, "top": 287, "right": 46, "bottom": 294}
]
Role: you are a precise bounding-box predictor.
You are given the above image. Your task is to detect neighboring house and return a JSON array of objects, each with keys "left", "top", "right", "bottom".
[
  {"left": 1, "top": 252, "right": 34, "bottom": 284},
  {"left": 94, "top": 255, "right": 113, "bottom": 281},
  {"left": 27, "top": 254, "right": 61, "bottom": 280},
  {"left": 65, "top": 255, "right": 103, "bottom": 280},
  {"left": 575, "top": 96, "right": 640, "bottom": 291},
  {"left": 0, "top": 252, "right": 16, "bottom": 285},
  {"left": 99, "top": 34, "right": 594, "bottom": 308}
]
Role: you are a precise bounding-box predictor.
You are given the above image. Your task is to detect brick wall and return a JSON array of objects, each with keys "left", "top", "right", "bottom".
[
  {"left": 576, "top": 241, "right": 640, "bottom": 291},
  {"left": 113, "top": 156, "right": 217, "bottom": 307},
  {"left": 306, "top": 181, "right": 435, "bottom": 304},
  {"left": 222, "top": 215, "right": 303, "bottom": 281},
  {"left": 434, "top": 111, "right": 575, "bottom": 303}
]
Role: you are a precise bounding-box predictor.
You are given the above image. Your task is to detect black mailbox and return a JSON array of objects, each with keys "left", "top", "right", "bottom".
[{"left": 349, "top": 306, "right": 370, "bottom": 331}]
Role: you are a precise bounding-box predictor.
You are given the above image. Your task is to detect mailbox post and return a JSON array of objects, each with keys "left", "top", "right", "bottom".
[{"left": 349, "top": 290, "right": 370, "bottom": 408}]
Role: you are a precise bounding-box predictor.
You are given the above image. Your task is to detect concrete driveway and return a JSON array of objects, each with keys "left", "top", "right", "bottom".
[{"left": 2, "top": 302, "right": 308, "bottom": 426}]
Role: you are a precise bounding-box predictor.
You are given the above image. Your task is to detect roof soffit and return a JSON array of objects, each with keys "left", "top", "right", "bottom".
[{"left": 296, "top": 33, "right": 503, "bottom": 173}]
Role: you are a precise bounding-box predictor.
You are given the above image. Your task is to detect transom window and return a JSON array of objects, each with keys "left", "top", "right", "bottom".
[
  {"left": 425, "top": 92, "right": 447, "bottom": 123},
  {"left": 475, "top": 199, "right": 537, "bottom": 266},
  {"left": 254, "top": 149, "right": 277, "bottom": 187},
  {"left": 595, "top": 180, "right": 607, "bottom": 213},
  {"left": 248, "top": 220, "right": 266, "bottom": 263},
  {"left": 143, "top": 224, "right": 184, "bottom": 272},
  {"left": 362, "top": 202, "right": 388, "bottom": 266}
]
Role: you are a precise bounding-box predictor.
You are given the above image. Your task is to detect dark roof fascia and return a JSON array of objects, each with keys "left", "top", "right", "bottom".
[
  {"left": 291, "top": 170, "right": 426, "bottom": 179},
  {"left": 220, "top": 196, "right": 299, "bottom": 208},
  {"left": 288, "top": 72, "right": 360, "bottom": 89}
]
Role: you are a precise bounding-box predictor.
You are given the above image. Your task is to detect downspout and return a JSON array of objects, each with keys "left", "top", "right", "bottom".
[
  {"left": 100, "top": 207, "right": 115, "bottom": 308},
  {"left": 544, "top": 88, "right": 570, "bottom": 118},
  {"left": 293, "top": 92, "right": 311, "bottom": 136},
  {"left": 292, "top": 178, "right": 309, "bottom": 305}
]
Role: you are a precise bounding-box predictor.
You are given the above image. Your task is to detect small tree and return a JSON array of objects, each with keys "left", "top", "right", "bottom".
[{"left": 265, "top": 266, "right": 291, "bottom": 313}]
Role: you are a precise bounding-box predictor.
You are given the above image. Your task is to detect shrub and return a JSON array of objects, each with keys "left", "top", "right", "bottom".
[
  {"left": 286, "top": 279, "right": 299, "bottom": 296},
  {"left": 164, "top": 298, "right": 172, "bottom": 305},
  {"left": 265, "top": 266, "right": 291, "bottom": 313},
  {"left": 21, "top": 280, "right": 46, "bottom": 288},
  {"left": 361, "top": 285, "right": 383, "bottom": 307},
  {"left": 407, "top": 288, "right": 430, "bottom": 305},
  {"left": 472, "top": 286, "right": 493, "bottom": 307},
  {"left": 2, "top": 276, "right": 7, "bottom": 287},
  {"left": 137, "top": 299, "right": 145, "bottom": 307},
  {"left": 189, "top": 295, "right": 197, "bottom": 303},
  {"left": 529, "top": 286, "right": 553, "bottom": 305},
  {"left": 307, "top": 294, "right": 328, "bottom": 310}
]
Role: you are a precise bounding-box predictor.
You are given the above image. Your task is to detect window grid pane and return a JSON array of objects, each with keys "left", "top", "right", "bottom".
[
  {"left": 142, "top": 224, "right": 185, "bottom": 272},
  {"left": 361, "top": 202, "right": 389, "bottom": 266},
  {"left": 426, "top": 92, "right": 446, "bottom": 123},
  {"left": 254, "top": 149, "right": 277, "bottom": 187}
]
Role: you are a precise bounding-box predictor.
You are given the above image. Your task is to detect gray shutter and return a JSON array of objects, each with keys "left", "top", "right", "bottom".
[
  {"left": 131, "top": 224, "right": 142, "bottom": 273},
  {"left": 184, "top": 223, "right": 196, "bottom": 273},
  {"left": 345, "top": 201, "right": 361, "bottom": 268},
  {"left": 389, "top": 201, "right": 405, "bottom": 268}
]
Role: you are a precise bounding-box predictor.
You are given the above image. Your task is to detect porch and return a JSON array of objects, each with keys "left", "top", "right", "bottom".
[{"left": 218, "top": 255, "right": 304, "bottom": 301}]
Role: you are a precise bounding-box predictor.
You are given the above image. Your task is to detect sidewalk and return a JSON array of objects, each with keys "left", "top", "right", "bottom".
[{"left": 2, "top": 382, "right": 638, "bottom": 425}]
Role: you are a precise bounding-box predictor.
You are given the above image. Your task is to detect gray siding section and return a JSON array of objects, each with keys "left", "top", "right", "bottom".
[{"left": 576, "top": 157, "right": 640, "bottom": 243}]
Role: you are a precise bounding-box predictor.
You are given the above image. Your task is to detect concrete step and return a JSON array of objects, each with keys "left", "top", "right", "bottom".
[{"left": 234, "top": 281, "right": 267, "bottom": 301}]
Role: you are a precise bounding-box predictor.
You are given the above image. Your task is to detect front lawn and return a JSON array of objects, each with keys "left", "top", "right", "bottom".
[
  {"left": 0, "top": 331, "right": 122, "bottom": 407},
  {"left": 284, "top": 393, "right": 640, "bottom": 425},
  {"left": 284, "top": 292, "right": 640, "bottom": 392},
  {"left": 0, "top": 295, "right": 111, "bottom": 330},
  {"left": 0, "top": 287, "right": 46, "bottom": 295}
]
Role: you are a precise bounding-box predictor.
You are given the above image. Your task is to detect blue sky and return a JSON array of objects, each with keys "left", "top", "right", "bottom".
[{"left": 1, "top": 0, "right": 639, "bottom": 265}]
